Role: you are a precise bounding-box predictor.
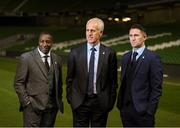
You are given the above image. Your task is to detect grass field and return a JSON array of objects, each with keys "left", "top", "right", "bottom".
[{"left": 0, "top": 56, "right": 180, "bottom": 127}]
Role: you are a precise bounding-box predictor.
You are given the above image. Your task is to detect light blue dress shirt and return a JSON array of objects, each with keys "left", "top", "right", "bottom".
[
  {"left": 87, "top": 43, "right": 100, "bottom": 94},
  {"left": 132, "top": 45, "right": 145, "bottom": 60}
]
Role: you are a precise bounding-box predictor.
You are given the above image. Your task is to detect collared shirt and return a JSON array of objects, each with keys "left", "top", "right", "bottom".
[
  {"left": 87, "top": 43, "right": 100, "bottom": 94},
  {"left": 132, "top": 45, "right": 145, "bottom": 61},
  {"left": 38, "top": 47, "right": 51, "bottom": 66}
]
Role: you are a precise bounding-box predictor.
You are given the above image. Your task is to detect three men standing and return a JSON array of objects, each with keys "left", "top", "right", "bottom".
[{"left": 14, "top": 19, "right": 162, "bottom": 127}]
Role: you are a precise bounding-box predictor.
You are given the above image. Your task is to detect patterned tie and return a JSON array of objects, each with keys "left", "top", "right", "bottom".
[
  {"left": 44, "top": 55, "right": 50, "bottom": 71},
  {"left": 88, "top": 47, "right": 96, "bottom": 95}
]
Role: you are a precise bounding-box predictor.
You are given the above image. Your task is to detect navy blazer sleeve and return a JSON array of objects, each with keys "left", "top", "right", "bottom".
[{"left": 147, "top": 54, "right": 163, "bottom": 115}]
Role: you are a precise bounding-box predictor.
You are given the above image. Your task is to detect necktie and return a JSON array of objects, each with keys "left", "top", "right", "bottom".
[
  {"left": 131, "top": 51, "right": 138, "bottom": 66},
  {"left": 88, "top": 47, "right": 96, "bottom": 95},
  {"left": 44, "top": 55, "right": 50, "bottom": 71}
]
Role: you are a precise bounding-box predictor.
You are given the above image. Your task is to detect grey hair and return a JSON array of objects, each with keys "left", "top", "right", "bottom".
[{"left": 86, "top": 17, "right": 104, "bottom": 32}]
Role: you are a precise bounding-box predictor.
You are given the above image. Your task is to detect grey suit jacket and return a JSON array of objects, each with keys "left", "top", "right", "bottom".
[
  {"left": 66, "top": 43, "right": 118, "bottom": 112},
  {"left": 14, "top": 48, "right": 63, "bottom": 113}
]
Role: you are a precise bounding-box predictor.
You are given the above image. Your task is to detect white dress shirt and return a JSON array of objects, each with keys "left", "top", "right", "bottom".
[{"left": 38, "top": 47, "right": 51, "bottom": 67}]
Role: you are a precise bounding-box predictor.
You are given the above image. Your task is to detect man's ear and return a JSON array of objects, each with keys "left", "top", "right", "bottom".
[
  {"left": 143, "top": 32, "right": 147, "bottom": 39},
  {"left": 100, "top": 31, "right": 103, "bottom": 36}
]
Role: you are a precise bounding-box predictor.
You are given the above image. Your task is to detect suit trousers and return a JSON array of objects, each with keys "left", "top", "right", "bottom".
[
  {"left": 23, "top": 103, "right": 58, "bottom": 127},
  {"left": 120, "top": 103, "right": 155, "bottom": 127},
  {"left": 72, "top": 95, "right": 108, "bottom": 127}
]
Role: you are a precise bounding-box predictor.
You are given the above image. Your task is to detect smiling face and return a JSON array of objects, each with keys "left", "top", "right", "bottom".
[
  {"left": 86, "top": 19, "right": 103, "bottom": 45},
  {"left": 38, "top": 33, "right": 53, "bottom": 54},
  {"left": 129, "top": 28, "right": 147, "bottom": 48}
]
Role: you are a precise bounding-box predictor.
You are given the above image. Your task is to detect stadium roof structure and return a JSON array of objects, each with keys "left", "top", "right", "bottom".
[{"left": 0, "top": 0, "right": 179, "bottom": 16}]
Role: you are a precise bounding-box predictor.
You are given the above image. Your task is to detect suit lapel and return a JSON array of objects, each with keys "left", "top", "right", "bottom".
[
  {"left": 51, "top": 53, "right": 58, "bottom": 89},
  {"left": 133, "top": 49, "right": 146, "bottom": 78},
  {"left": 51, "top": 53, "right": 58, "bottom": 77},
  {"left": 81, "top": 44, "right": 88, "bottom": 76},
  {"left": 97, "top": 44, "right": 105, "bottom": 79},
  {"left": 33, "top": 48, "right": 48, "bottom": 79},
  {"left": 122, "top": 52, "right": 131, "bottom": 80}
]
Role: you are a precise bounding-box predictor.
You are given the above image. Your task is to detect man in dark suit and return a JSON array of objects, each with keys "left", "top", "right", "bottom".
[
  {"left": 66, "top": 17, "right": 118, "bottom": 127},
  {"left": 117, "top": 24, "right": 163, "bottom": 127},
  {"left": 14, "top": 32, "right": 63, "bottom": 127}
]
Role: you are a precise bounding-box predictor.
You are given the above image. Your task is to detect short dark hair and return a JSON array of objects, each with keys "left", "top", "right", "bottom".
[
  {"left": 130, "top": 24, "right": 147, "bottom": 35},
  {"left": 39, "top": 31, "right": 54, "bottom": 41}
]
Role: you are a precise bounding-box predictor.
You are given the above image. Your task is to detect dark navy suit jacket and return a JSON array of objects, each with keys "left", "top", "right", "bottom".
[
  {"left": 117, "top": 48, "right": 163, "bottom": 116},
  {"left": 66, "top": 43, "right": 118, "bottom": 112}
]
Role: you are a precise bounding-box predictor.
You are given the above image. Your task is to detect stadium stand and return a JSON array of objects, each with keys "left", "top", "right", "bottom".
[
  {"left": 0, "top": 0, "right": 180, "bottom": 26},
  {"left": 0, "top": 0, "right": 180, "bottom": 64}
]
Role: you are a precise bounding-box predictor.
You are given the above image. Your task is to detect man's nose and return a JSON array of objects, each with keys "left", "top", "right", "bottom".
[
  {"left": 43, "top": 41, "right": 49, "bottom": 45},
  {"left": 132, "top": 36, "right": 136, "bottom": 40},
  {"left": 88, "top": 32, "right": 92, "bottom": 35}
]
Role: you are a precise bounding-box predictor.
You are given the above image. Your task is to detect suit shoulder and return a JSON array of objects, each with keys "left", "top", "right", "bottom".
[
  {"left": 71, "top": 43, "right": 85, "bottom": 51},
  {"left": 69, "top": 43, "right": 86, "bottom": 55},
  {"left": 51, "top": 52, "right": 60, "bottom": 58},
  {"left": 144, "top": 49, "right": 162, "bottom": 65},
  {"left": 50, "top": 53, "right": 62, "bottom": 68},
  {"left": 20, "top": 50, "right": 33, "bottom": 58},
  {"left": 146, "top": 48, "right": 160, "bottom": 58},
  {"left": 122, "top": 51, "right": 131, "bottom": 58},
  {"left": 100, "top": 44, "right": 116, "bottom": 54},
  {"left": 51, "top": 52, "right": 61, "bottom": 58}
]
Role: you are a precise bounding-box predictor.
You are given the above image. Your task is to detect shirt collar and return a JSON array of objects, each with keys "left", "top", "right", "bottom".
[
  {"left": 87, "top": 43, "right": 100, "bottom": 52},
  {"left": 133, "top": 45, "right": 145, "bottom": 56},
  {"left": 38, "top": 47, "right": 51, "bottom": 58}
]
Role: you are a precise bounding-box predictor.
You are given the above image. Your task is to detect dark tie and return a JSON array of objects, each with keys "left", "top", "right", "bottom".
[
  {"left": 44, "top": 55, "right": 50, "bottom": 71},
  {"left": 124, "top": 51, "right": 138, "bottom": 105},
  {"left": 88, "top": 47, "right": 96, "bottom": 95},
  {"left": 131, "top": 51, "right": 138, "bottom": 65}
]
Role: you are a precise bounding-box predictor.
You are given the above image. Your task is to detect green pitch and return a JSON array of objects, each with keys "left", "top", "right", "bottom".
[{"left": 0, "top": 57, "right": 180, "bottom": 127}]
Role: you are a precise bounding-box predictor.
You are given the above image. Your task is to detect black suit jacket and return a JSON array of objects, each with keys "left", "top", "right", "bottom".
[
  {"left": 117, "top": 48, "right": 163, "bottom": 115},
  {"left": 66, "top": 43, "right": 118, "bottom": 112},
  {"left": 14, "top": 48, "right": 63, "bottom": 113}
]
